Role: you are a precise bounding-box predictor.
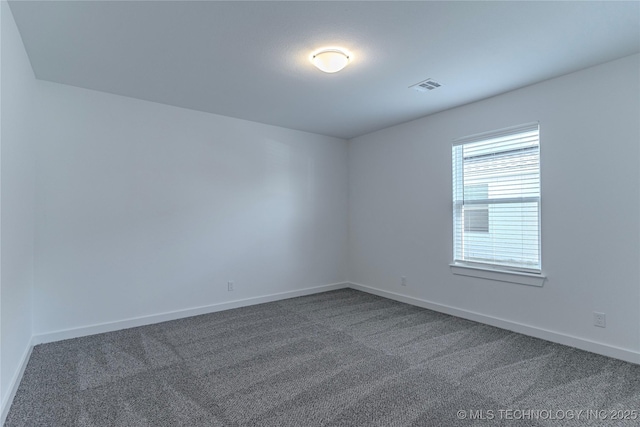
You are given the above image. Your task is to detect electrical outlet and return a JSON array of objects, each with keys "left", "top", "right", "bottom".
[
  {"left": 401, "top": 276, "right": 407, "bottom": 286},
  {"left": 593, "top": 312, "right": 606, "bottom": 328},
  {"left": 227, "top": 281, "right": 234, "bottom": 291}
]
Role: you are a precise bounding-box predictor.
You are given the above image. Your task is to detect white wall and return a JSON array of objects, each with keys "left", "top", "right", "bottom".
[
  {"left": 0, "top": 0, "right": 36, "bottom": 410},
  {"left": 32, "top": 81, "right": 348, "bottom": 336},
  {"left": 1, "top": 4, "right": 638, "bottom": 415},
  {"left": 348, "top": 54, "right": 640, "bottom": 358}
]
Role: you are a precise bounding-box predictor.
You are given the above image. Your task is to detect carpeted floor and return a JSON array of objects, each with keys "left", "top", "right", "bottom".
[{"left": 5, "top": 289, "right": 640, "bottom": 426}]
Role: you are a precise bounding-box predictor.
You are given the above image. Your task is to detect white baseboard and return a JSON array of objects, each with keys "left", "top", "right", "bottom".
[
  {"left": 348, "top": 282, "right": 640, "bottom": 365},
  {"left": 32, "top": 282, "right": 350, "bottom": 345},
  {"left": 1, "top": 338, "right": 34, "bottom": 426},
  {"left": 7, "top": 279, "right": 637, "bottom": 425},
  {"left": 3, "top": 282, "right": 348, "bottom": 424}
]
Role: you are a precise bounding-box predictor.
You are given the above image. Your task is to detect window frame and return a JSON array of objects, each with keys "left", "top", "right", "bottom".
[{"left": 450, "top": 122, "right": 545, "bottom": 286}]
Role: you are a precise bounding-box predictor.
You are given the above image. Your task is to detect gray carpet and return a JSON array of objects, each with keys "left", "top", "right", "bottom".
[{"left": 5, "top": 289, "right": 640, "bottom": 426}]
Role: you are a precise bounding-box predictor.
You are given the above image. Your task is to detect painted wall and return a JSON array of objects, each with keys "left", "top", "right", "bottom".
[
  {"left": 348, "top": 54, "right": 640, "bottom": 355},
  {"left": 32, "top": 81, "right": 348, "bottom": 335},
  {"left": 1, "top": 2, "right": 638, "bottom": 414},
  {"left": 0, "top": 0, "right": 36, "bottom": 408}
]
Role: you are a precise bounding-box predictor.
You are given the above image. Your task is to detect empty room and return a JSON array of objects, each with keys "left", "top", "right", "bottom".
[{"left": 2, "top": 1, "right": 640, "bottom": 425}]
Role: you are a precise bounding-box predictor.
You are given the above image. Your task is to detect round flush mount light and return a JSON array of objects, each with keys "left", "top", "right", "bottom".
[{"left": 311, "top": 48, "right": 351, "bottom": 73}]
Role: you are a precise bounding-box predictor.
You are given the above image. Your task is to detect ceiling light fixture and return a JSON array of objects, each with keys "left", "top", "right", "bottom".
[{"left": 311, "top": 48, "right": 351, "bottom": 73}]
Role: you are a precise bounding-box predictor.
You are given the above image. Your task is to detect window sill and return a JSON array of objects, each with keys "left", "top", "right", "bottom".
[{"left": 449, "top": 263, "right": 546, "bottom": 287}]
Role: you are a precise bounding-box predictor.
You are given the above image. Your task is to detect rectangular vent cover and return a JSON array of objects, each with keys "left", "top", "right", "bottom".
[{"left": 410, "top": 78, "right": 442, "bottom": 92}]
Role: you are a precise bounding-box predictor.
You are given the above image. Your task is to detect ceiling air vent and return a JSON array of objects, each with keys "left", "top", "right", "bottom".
[{"left": 410, "top": 78, "right": 442, "bottom": 92}]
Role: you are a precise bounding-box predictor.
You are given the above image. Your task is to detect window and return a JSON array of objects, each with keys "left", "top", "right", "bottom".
[{"left": 452, "top": 123, "right": 541, "bottom": 273}]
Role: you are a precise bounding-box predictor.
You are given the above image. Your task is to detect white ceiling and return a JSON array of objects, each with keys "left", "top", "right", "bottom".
[{"left": 9, "top": 0, "right": 640, "bottom": 139}]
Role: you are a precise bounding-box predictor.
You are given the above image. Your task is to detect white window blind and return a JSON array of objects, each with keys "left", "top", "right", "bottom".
[{"left": 452, "top": 123, "right": 541, "bottom": 273}]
